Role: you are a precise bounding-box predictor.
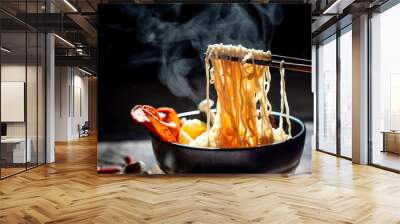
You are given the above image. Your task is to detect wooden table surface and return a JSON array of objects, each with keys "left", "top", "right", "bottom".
[{"left": 1, "top": 135, "right": 400, "bottom": 223}]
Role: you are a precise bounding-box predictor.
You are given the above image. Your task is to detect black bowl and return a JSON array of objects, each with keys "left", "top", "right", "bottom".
[{"left": 150, "top": 110, "right": 306, "bottom": 174}]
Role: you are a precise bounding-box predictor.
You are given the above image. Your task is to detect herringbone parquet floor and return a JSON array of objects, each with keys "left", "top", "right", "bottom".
[{"left": 1, "top": 135, "right": 400, "bottom": 224}]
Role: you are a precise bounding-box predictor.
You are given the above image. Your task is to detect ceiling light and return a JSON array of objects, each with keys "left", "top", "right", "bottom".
[
  {"left": 78, "top": 67, "right": 92, "bottom": 76},
  {"left": 63, "top": 0, "right": 78, "bottom": 12},
  {"left": 323, "top": 0, "right": 343, "bottom": 15},
  {"left": 76, "top": 48, "right": 85, "bottom": 55},
  {"left": 54, "top": 34, "right": 75, "bottom": 48},
  {"left": 323, "top": 0, "right": 355, "bottom": 15},
  {"left": 1, "top": 47, "right": 11, "bottom": 53}
]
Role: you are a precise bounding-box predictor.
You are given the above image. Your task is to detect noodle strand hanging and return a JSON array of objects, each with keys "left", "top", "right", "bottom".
[{"left": 193, "top": 44, "right": 291, "bottom": 148}]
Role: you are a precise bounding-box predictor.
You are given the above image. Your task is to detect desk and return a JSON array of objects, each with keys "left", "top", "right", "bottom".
[
  {"left": 1, "top": 138, "right": 31, "bottom": 163},
  {"left": 381, "top": 131, "right": 400, "bottom": 154}
]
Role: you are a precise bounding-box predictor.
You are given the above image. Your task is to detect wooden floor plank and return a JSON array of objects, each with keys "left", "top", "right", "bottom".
[{"left": 0, "top": 135, "right": 400, "bottom": 223}]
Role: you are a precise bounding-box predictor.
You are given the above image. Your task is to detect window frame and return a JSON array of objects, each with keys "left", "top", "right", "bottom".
[
  {"left": 0, "top": 0, "right": 48, "bottom": 180},
  {"left": 367, "top": 0, "right": 400, "bottom": 173},
  {"left": 315, "top": 23, "right": 353, "bottom": 160}
]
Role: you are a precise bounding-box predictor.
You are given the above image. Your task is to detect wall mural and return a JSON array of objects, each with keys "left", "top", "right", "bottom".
[{"left": 97, "top": 3, "right": 312, "bottom": 175}]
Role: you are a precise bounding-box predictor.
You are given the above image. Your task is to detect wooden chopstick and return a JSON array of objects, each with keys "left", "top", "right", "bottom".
[{"left": 211, "top": 54, "right": 311, "bottom": 74}]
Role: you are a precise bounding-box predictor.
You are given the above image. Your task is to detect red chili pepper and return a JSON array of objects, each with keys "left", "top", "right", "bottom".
[
  {"left": 124, "top": 155, "right": 135, "bottom": 165},
  {"left": 97, "top": 165, "right": 122, "bottom": 174}
]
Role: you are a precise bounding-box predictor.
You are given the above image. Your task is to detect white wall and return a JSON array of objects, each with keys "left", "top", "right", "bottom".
[
  {"left": 55, "top": 66, "right": 89, "bottom": 141},
  {"left": 72, "top": 73, "right": 89, "bottom": 138},
  {"left": 55, "top": 66, "right": 70, "bottom": 141},
  {"left": 1, "top": 65, "right": 26, "bottom": 139},
  {"left": 1, "top": 65, "right": 41, "bottom": 137},
  {"left": 1, "top": 65, "right": 26, "bottom": 165}
]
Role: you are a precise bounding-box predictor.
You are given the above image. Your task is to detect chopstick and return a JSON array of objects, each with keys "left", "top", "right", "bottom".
[{"left": 210, "top": 54, "right": 311, "bottom": 74}]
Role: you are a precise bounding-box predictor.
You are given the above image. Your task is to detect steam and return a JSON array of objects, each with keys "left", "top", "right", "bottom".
[{"left": 119, "top": 4, "right": 284, "bottom": 102}]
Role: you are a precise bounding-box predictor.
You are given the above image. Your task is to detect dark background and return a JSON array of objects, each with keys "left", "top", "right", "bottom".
[{"left": 98, "top": 3, "right": 312, "bottom": 141}]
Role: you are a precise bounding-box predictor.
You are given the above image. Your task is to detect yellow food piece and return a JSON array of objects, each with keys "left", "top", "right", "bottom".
[
  {"left": 178, "top": 130, "right": 194, "bottom": 145},
  {"left": 181, "top": 119, "right": 207, "bottom": 139}
]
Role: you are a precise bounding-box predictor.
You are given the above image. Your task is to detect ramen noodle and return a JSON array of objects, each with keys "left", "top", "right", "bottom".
[
  {"left": 191, "top": 44, "right": 291, "bottom": 148},
  {"left": 131, "top": 43, "right": 292, "bottom": 148}
]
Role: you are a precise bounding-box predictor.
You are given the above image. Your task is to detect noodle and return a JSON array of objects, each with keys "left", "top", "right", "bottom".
[
  {"left": 194, "top": 44, "right": 291, "bottom": 148},
  {"left": 279, "top": 61, "right": 292, "bottom": 137},
  {"left": 205, "top": 52, "right": 211, "bottom": 146}
]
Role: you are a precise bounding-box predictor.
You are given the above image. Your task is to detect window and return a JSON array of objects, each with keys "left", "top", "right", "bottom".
[
  {"left": 0, "top": 1, "right": 47, "bottom": 179},
  {"left": 339, "top": 27, "right": 352, "bottom": 158},
  {"left": 370, "top": 3, "right": 400, "bottom": 171},
  {"left": 317, "top": 35, "right": 337, "bottom": 154}
]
